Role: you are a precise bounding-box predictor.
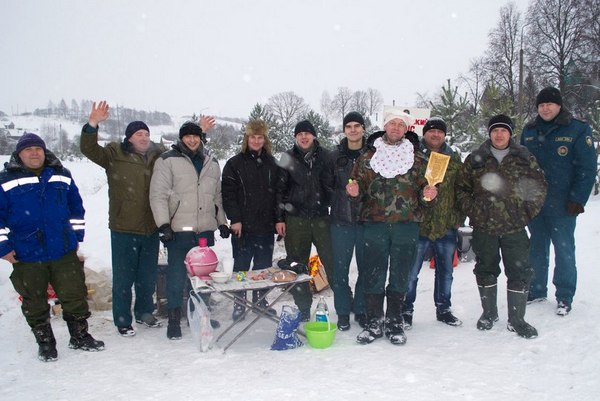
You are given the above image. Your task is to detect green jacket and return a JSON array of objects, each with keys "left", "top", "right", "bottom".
[
  {"left": 418, "top": 141, "right": 464, "bottom": 240},
  {"left": 80, "top": 123, "right": 165, "bottom": 235},
  {"left": 455, "top": 139, "right": 547, "bottom": 236}
]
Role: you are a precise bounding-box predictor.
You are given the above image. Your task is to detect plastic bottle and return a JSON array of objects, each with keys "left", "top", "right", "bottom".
[{"left": 314, "top": 296, "right": 329, "bottom": 322}]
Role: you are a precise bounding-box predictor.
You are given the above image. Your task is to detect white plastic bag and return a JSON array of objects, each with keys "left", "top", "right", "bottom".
[{"left": 187, "top": 291, "right": 213, "bottom": 352}]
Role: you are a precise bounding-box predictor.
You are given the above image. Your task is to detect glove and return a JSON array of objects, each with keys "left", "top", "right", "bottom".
[
  {"left": 218, "top": 225, "right": 231, "bottom": 239},
  {"left": 566, "top": 201, "right": 584, "bottom": 216},
  {"left": 277, "top": 256, "right": 308, "bottom": 274},
  {"left": 158, "top": 224, "right": 175, "bottom": 244}
]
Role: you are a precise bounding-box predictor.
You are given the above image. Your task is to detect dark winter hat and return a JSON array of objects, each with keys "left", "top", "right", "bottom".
[
  {"left": 423, "top": 117, "right": 447, "bottom": 135},
  {"left": 488, "top": 114, "right": 514, "bottom": 136},
  {"left": 343, "top": 111, "right": 365, "bottom": 127},
  {"left": 16, "top": 133, "right": 46, "bottom": 154},
  {"left": 294, "top": 120, "right": 317, "bottom": 137},
  {"left": 179, "top": 121, "right": 202, "bottom": 139},
  {"left": 125, "top": 121, "right": 150, "bottom": 140},
  {"left": 536, "top": 86, "right": 562, "bottom": 107}
]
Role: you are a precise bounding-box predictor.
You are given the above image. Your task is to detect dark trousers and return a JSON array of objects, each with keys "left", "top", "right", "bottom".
[
  {"left": 471, "top": 228, "right": 532, "bottom": 291},
  {"left": 231, "top": 233, "right": 275, "bottom": 271},
  {"left": 330, "top": 222, "right": 365, "bottom": 316},
  {"left": 528, "top": 214, "right": 577, "bottom": 303},
  {"left": 10, "top": 251, "right": 89, "bottom": 328},
  {"left": 362, "top": 221, "right": 419, "bottom": 295},
  {"left": 165, "top": 231, "right": 214, "bottom": 309},
  {"left": 111, "top": 230, "right": 159, "bottom": 328},
  {"left": 284, "top": 215, "right": 334, "bottom": 313}
]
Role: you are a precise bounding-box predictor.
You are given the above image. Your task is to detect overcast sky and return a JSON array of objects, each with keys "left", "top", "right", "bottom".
[{"left": 1, "top": 0, "right": 531, "bottom": 120}]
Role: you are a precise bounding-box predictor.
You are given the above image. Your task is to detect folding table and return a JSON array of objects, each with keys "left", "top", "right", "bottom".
[{"left": 191, "top": 272, "right": 312, "bottom": 352}]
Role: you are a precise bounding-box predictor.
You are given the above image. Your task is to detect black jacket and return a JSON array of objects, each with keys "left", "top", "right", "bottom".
[
  {"left": 276, "top": 139, "right": 333, "bottom": 219},
  {"left": 221, "top": 150, "right": 280, "bottom": 234},
  {"left": 330, "top": 137, "right": 366, "bottom": 224}
]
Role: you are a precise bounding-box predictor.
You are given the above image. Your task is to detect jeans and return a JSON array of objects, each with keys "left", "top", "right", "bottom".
[
  {"left": 111, "top": 230, "right": 159, "bottom": 328},
  {"left": 231, "top": 233, "right": 275, "bottom": 271},
  {"left": 362, "top": 221, "right": 419, "bottom": 295},
  {"left": 404, "top": 229, "right": 457, "bottom": 314},
  {"left": 330, "top": 222, "right": 365, "bottom": 316},
  {"left": 165, "top": 231, "right": 214, "bottom": 309},
  {"left": 528, "top": 214, "right": 577, "bottom": 303}
]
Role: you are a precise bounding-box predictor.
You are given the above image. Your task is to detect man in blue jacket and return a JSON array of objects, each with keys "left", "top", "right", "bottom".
[
  {"left": 520, "top": 87, "right": 597, "bottom": 316},
  {"left": 0, "top": 133, "right": 104, "bottom": 362}
]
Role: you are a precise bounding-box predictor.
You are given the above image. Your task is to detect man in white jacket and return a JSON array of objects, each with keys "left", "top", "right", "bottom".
[{"left": 150, "top": 119, "right": 229, "bottom": 340}]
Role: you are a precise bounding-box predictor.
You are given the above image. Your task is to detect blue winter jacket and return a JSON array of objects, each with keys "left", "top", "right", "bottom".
[
  {"left": 0, "top": 151, "right": 85, "bottom": 262},
  {"left": 520, "top": 109, "right": 597, "bottom": 216}
]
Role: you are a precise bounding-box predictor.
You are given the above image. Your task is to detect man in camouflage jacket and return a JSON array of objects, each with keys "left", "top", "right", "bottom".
[{"left": 455, "top": 114, "right": 547, "bottom": 339}]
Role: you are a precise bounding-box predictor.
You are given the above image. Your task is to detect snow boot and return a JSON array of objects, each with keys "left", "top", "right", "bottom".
[
  {"left": 356, "top": 294, "right": 384, "bottom": 344},
  {"left": 337, "top": 315, "right": 350, "bottom": 331},
  {"left": 384, "top": 291, "right": 407, "bottom": 345},
  {"left": 477, "top": 284, "right": 499, "bottom": 330},
  {"left": 436, "top": 310, "right": 463, "bottom": 326},
  {"left": 167, "top": 307, "right": 182, "bottom": 340},
  {"left": 556, "top": 300, "right": 572, "bottom": 316},
  {"left": 507, "top": 289, "right": 538, "bottom": 339},
  {"left": 402, "top": 312, "right": 413, "bottom": 330},
  {"left": 354, "top": 313, "right": 367, "bottom": 329},
  {"left": 253, "top": 290, "right": 276, "bottom": 316},
  {"left": 32, "top": 323, "right": 58, "bottom": 362},
  {"left": 232, "top": 291, "right": 247, "bottom": 321},
  {"left": 65, "top": 314, "right": 105, "bottom": 351}
]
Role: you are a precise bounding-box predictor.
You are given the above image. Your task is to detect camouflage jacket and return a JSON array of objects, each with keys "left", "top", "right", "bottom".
[
  {"left": 419, "top": 141, "right": 464, "bottom": 240},
  {"left": 455, "top": 139, "right": 547, "bottom": 235},
  {"left": 351, "top": 137, "right": 430, "bottom": 223}
]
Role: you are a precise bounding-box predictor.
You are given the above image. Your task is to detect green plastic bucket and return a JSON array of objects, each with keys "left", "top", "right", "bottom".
[{"left": 304, "top": 321, "right": 337, "bottom": 349}]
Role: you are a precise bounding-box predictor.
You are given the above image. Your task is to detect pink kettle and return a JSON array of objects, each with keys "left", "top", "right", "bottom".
[{"left": 184, "top": 238, "right": 219, "bottom": 279}]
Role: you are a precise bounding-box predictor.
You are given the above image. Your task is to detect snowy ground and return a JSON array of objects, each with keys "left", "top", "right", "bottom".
[{"left": 1, "top": 157, "right": 599, "bottom": 401}]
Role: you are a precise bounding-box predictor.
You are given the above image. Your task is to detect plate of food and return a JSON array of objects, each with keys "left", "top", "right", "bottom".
[{"left": 247, "top": 270, "right": 271, "bottom": 281}]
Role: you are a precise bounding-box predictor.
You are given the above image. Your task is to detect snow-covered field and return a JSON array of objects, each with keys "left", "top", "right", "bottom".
[{"left": 1, "top": 157, "right": 599, "bottom": 401}]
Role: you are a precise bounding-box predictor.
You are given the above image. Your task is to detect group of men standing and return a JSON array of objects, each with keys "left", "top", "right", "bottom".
[{"left": 0, "top": 86, "right": 596, "bottom": 361}]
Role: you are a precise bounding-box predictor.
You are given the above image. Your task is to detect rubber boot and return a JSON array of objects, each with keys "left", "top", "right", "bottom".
[
  {"left": 356, "top": 294, "right": 384, "bottom": 345},
  {"left": 32, "top": 323, "right": 58, "bottom": 362},
  {"left": 64, "top": 313, "right": 105, "bottom": 351},
  {"left": 507, "top": 289, "right": 538, "bottom": 339},
  {"left": 384, "top": 291, "right": 407, "bottom": 345},
  {"left": 167, "top": 307, "right": 182, "bottom": 340},
  {"left": 477, "top": 284, "right": 499, "bottom": 330},
  {"left": 232, "top": 291, "right": 247, "bottom": 322}
]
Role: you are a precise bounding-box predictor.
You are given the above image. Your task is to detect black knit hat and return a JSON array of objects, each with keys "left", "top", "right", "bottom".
[
  {"left": 536, "top": 86, "right": 562, "bottom": 107},
  {"left": 423, "top": 117, "right": 447, "bottom": 135},
  {"left": 16, "top": 133, "right": 46, "bottom": 154},
  {"left": 179, "top": 121, "right": 202, "bottom": 139},
  {"left": 294, "top": 120, "right": 317, "bottom": 137},
  {"left": 125, "top": 121, "right": 150, "bottom": 140},
  {"left": 343, "top": 111, "right": 365, "bottom": 127},
  {"left": 488, "top": 114, "right": 513, "bottom": 136}
]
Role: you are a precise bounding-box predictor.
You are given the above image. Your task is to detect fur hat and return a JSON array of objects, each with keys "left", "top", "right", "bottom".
[
  {"left": 179, "top": 121, "right": 202, "bottom": 139},
  {"left": 423, "top": 117, "right": 447, "bottom": 135},
  {"left": 536, "top": 86, "right": 562, "bottom": 107},
  {"left": 243, "top": 119, "right": 272, "bottom": 155},
  {"left": 343, "top": 111, "right": 365, "bottom": 127},
  {"left": 125, "top": 121, "right": 149, "bottom": 140},
  {"left": 488, "top": 114, "right": 514, "bottom": 136},
  {"left": 294, "top": 120, "right": 317, "bottom": 136},
  {"left": 383, "top": 108, "right": 412, "bottom": 128},
  {"left": 16, "top": 133, "right": 46, "bottom": 154}
]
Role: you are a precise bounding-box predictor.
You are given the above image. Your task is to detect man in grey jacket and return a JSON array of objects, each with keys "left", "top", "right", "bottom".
[{"left": 150, "top": 120, "right": 228, "bottom": 340}]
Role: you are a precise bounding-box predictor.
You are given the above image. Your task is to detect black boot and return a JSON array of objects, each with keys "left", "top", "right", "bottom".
[
  {"left": 507, "top": 289, "right": 538, "bottom": 339},
  {"left": 232, "top": 291, "right": 247, "bottom": 322},
  {"left": 32, "top": 323, "right": 58, "bottom": 362},
  {"left": 477, "top": 284, "right": 499, "bottom": 330},
  {"left": 253, "top": 290, "right": 276, "bottom": 316},
  {"left": 357, "top": 294, "right": 385, "bottom": 345},
  {"left": 65, "top": 314, "right": 105, "bottom": 351},
  {"left": 167, "top": 307, "right": 182, "bottom": 340},
  {"left": 384, "top": 291, "right": 407, "bottom": 345}
]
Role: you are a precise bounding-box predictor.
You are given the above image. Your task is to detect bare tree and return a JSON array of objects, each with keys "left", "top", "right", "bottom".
[
  {"left": 330, "top": 87, "right": 354, "bottom": 121},
  {"left": 366, "top": 88, "right": 384, "bottom": 117},
  {"left": 484, "top": 3, "right": 522, "bottom": 112},
  {"left": 459, "top": 57, "right": 488, "bottom": 115},
  {"left": 351, "top": 90, "right": 369, "bottom": 116},
  {"left": 266, "top": 91, "right": 309, "bottom": 151},
  {"left": 525, "top": 0, "right": 586, "bottom": 91}
]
